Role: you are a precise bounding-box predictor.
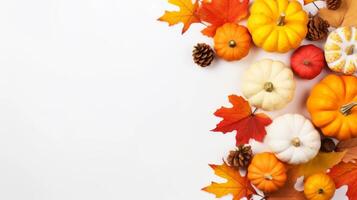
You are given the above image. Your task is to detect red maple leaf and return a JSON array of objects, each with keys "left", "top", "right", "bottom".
[
  {"left": 198, "top": 0, "right": 249, "bottom": 37},
  {"left": 328, "top": 162, "right": 357, "bottom": 199},
  {"left": 212, "top": 95, "right": 272, "bottom": 145}
]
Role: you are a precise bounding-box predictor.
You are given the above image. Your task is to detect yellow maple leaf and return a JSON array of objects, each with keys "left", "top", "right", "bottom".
[
  {"left": 202, "top": 163, "right": 256, "bottom": 200},
  {"left": 158, "top": 0, "right": 201, "bottom": 34},
  {"left": 289, "top": 151, "right": 346, "bottom": 181}
]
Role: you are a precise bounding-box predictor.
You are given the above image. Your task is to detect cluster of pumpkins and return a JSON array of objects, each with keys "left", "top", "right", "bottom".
[
  {"left": 215, "top": 0, "right": 356, "bottom": 77},
  {"left": 218, "top": 0, "right": 357, "bottom": 199},
  {"left": 242, "top": 65, "right": 356, "bottom": 199}
]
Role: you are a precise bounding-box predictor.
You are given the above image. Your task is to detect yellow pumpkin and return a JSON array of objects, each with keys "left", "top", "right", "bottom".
[
  {"left": 307, "top": 74, "right": 357, "bottom": 140},
  {"left": 304, "top": 173, "right": 336, "bottom": 200},
  {"left": 214, "top": 23, "right": 252, "bottom": 61},
  {"left": 247, "top": 0, "right": 308, "bottom": 53},
  {"left": 247, "top": 152, "right": 287, "bottom": 193}
]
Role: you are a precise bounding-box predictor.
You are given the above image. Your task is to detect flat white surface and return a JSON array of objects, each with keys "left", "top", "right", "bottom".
[{"left": 0, "top": 0, "right": 348, "bottom": 199}]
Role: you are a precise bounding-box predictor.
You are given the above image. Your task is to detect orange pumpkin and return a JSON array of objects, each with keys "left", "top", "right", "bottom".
[
  {"left": 304, "top": 173, "right": 336, "bottom": 200},
  {"left": 307, "top": 74, "right": 357, "bottom": 140},
  {"left": 214, "top": 23, "right": 251, "bottom": 61},
  {"left": 247, "top": 152, "right": 287, "bottom": 193}
]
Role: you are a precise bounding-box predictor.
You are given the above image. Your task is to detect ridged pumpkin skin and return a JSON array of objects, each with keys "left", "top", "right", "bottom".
[
  {"left": 247, "top": 0, "right": 308, "bottom": 53},
  {"left": 242, "top": 59, "right": 296, "bottom": 111},
  {"left": 307, "top": 74, "right": 357, "bottom": 140},
  {"left": 304, "top": 173, "right": 336, "bottom": 200},
  {"left": 265, "top": 114, "right": 321, "bottom": 165},
  {"left": 247, "top": 152, "right": 287, "bottom": 193},
  {"left": 324, "top": 26, "right": 357, "bottom": 75},
  {"left": 214, "top": 23, "right": 252, "bottom": 61}
]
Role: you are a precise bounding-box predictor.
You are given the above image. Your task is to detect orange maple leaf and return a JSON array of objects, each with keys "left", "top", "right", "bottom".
[
  {"left": 198, "top": 0, "right": 249, "bottom": 37},
  {"left": 212, "top": 95, "right": 272, "bottom": 145},
  {"left": 158, "top": 0, "right": 201, "bottom": 34},
  {"left": 202, "top": 162, "right": 256, "bottom": 200},
  {"left": 329, "top": 162, "right": 357, "bottom": 200}
]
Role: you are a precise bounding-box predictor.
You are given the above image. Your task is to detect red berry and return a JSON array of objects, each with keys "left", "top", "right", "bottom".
[{"left": 290, "top": 44, "right": 326, "bottom": 80}]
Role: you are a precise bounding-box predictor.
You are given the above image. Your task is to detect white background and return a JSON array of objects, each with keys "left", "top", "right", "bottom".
[{"left": 0, "top": 0, "right": 348, "bottom": 199}]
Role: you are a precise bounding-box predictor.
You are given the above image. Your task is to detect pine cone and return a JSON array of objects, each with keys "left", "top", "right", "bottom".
[
  {"left": 326, "top": 0, "right": 342, "bottom": 10},
  {"left": 320, "top": 138, "right": 336, "bottom": 152},
  {"left": 306, "top": 14, "right": 330, "bottom": 41},
  {"left": 227, "top": 145, "right": 253, "bottom": 169},
  {"left": 192, "top": 43, "right": 215, "bottom": 67}
]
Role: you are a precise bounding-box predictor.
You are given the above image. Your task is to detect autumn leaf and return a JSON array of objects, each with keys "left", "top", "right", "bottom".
[
  {"left": 319, "top": 0, "right": 357, "bottom": 27},
  {"left": 337, "top": 138, "right": 357, "bottom": 149},
  {"left": 212, "top": 95, "right": 272, "bottom": 145},
  {"left": 267, "top": 170, "right": 305, "bottom": 200},
  {"left": 289, "top": 151, "right": 346, "bottom": 181},
  {"left": 303, "top": 0, "right": 319, "bottom": 5},
  {"left": 329, "top": 162, "right": 357, "bottom": 200},
  {"left": 267, "top": 183, "right": 305, "bottom": 200},
  {"left": 198, "top": 0, "right": 249, "bottom": 37},
  {"left": 158, "top": 0, "right": 201, "bottom": 34},
  {"left": 337, "top": 138, "right": 357, "bottom": 163},
  {"left": 202, "top": 162, "right": 256, "bottom": 200}
]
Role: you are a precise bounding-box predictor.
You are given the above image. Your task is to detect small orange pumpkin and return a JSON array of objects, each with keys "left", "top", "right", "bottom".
[
  {"left": 304, "top": 173, "right": 336, "bottom": 200},
  {"left": 307, "top": 74, "right": 357, "bottom": 140},
  {"left": 214, "top": 23, "right": 251, "bottom": 61},
  {"left": 247, "top": 152, "right": 287, "bottom": 193}
]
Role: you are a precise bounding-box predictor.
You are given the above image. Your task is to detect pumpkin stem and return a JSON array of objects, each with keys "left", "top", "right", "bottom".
[
  {"left": 264, "top": 174, "right": 273, "bottom": 181},
  {"left": 340, "top": 102, "right": 357, "bottom": 116},
  {"left": 303, "top": 60, "right": 310, "bottom": 65},
  {"left": 318, "top": 188, "right": 324, "bottom": 194},
  {"left": 346, "top": 45, "right": 355, "bottom": 55},
  {"left": 228, "top": 40, "right": 237, "bottom": 48},
  {"left": 264, "top": 82, "right": 274, "bottom": 92},
  {"left": 292, "top": 137, "right": 301, "bottom": 147},
  {"left": 277, "top": 14, "right": 286, "bottom": 26}
]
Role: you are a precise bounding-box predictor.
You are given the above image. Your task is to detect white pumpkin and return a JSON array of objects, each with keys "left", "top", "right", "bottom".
[
  {"left": 325, "top": 26, "right": 357, "bottom": 75},
  {"left": 242, "top": 59, "right": 296, "bottom": 111},
  {"left": 265, "top": 114, "right": 321, "bottom": 165}
]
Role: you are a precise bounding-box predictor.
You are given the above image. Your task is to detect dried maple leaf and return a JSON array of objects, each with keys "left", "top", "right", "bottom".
[
  {"left": 198, "top": 0, "right": 249, "bottom": 37},
  {"left": 158, "top": 0, "right": 201, "bottom": 34},
  {"left": 267, "top": 170, "right": 305, "bottom": 200},
  {"left": 337, "top": 138, "right": 357, "bottom": 163},
  {"left": 318, "top": 0, "right": 357, "bottom": 27},
  {"left": 212, "top": 95, "right": 272, "bottom": 145},
  {"left": 289, "top": 151, "right": 346, "bottom": 181},
  {"left": 329, "top": 162, "right": 357, "bottom": 200},
  {"left": 202, "top": 162, "right": 256, "bottom": 200}
]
